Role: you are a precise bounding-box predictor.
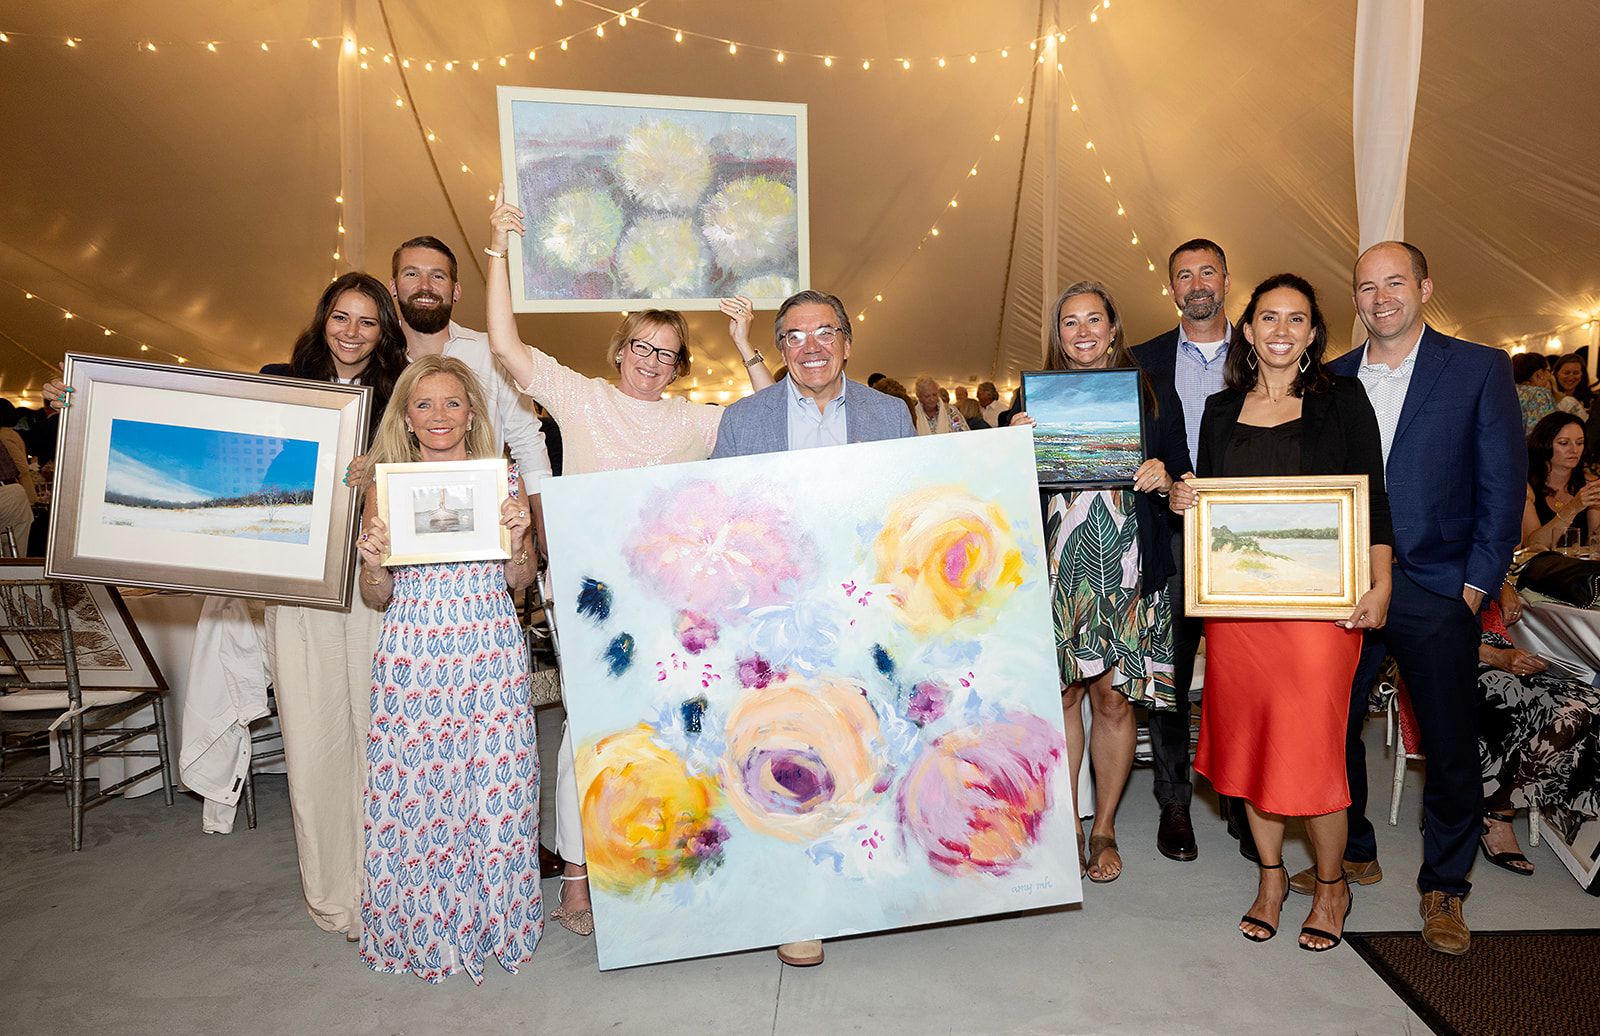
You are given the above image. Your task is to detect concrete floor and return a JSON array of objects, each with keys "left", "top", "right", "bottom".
[{"left": 3, "top": 711, "right": 1595, "bottom": 1036}]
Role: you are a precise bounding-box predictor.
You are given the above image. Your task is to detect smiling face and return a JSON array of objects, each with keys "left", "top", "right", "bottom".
[
  {"left": 1556, "top": 358, "right": 1585, "bottom": 394},
  {"left": 1170, "top": 248, "right": 1230, "bottom": 323},
  {"left": 390, "top": 246, "right": 460, "bottom": 335},
  {"left": 1551, "top": 420, "right": 1585, "bottom": 474},
  {"left": 404, "top": 372, "right": 472, "bottom": 460},
  {"left": 1056, "top": 293, "right": 1115, "bottom": 369},
  {"left": 1353, "top": 243, "right": 1432, "bottom": 349},
  {"left": 779, "top": 302, "right": 851, "bottom": 400},
  {"left": 616, "top": 321, "right": 682, "bottom": 401},
  {"left": 324, "top": 289, "right": 382, "bottom": 380},
  {"left": 1242, "top": 286, "right": 1315, "bottom": 375}
]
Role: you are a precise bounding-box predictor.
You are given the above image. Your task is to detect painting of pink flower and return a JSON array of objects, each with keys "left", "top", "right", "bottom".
[{"left": 626, "top": 480, "right": 812, "bottom": 619}]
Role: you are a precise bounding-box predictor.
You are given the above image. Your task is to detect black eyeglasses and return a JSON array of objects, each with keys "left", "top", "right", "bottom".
[
  {"left": 780, "top": 326, "right": 843, "bottom": 349},
  {"left": 628, "top": 339, "right": 681, "bottom": 366}
]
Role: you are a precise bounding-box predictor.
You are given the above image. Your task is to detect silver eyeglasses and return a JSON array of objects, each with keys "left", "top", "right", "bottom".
[
  {"left": 628, "top": 338, "right": 681, "bottom": 366},
  {"left": 780, "top": 326, "right": 843, "bottom": 349}
]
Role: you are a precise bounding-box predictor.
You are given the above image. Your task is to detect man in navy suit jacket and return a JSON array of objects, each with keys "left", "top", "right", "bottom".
[
  {"left": 709, "top": 289, "right": 914, "bottom": 967},
  {"left": 1318, "top": 242, "right": 1525, "bottom": 956}
]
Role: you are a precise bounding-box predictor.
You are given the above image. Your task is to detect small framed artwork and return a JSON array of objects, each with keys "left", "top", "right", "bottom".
[
  {"left": 375, "top": 459, "right": 512, "bottom": 566},
  {"left": 0, "top": 559, "right": 165, "bottom": 689},
  {"left": 496, "top": 85, "right": 809, "bottom": 312},
  {"left": 46, "top": 354, "right": 371, "bottom": 608},
  {"left": 1019, "top": 369, "right": 1145, "bottom": 488},
  {"left": 1184, "top": 475, "right": 1371, "bottom": 619}
]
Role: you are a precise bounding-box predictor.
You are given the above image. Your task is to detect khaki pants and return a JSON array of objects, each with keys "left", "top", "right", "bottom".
[{"left": 265, "top": 596, "right": 384, "bottom": 935}]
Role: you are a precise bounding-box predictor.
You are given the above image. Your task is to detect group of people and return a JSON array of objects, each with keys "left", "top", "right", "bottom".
[{"left": 39, "top": 201, "right": 1587, "bottom": 977}]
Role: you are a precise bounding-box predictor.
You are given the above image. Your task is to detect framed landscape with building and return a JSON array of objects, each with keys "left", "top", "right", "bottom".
[
  {"left": 1183, "top": 475, "right": 1370, "bottom": 619},
  {"left": 46, "top": 354, "right": 370, "bottom": 608}
]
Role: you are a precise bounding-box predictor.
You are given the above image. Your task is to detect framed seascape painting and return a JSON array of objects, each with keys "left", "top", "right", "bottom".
[
  {"left": 0, "top": 559, "right": 165, "bottom": 689},
  {"left": 46, "top": 354, "right": 371, "bottom": 608},
  {"left": 374, "top": 459, "right": 511, "bottom": 566},
  {"left": 541, "top": 427, "right": 1081, "bottom": 970},
  {"left": 1019, "top": 369, "right": 1144, "bottom": 488},
  {"left": 496, "top": 85, "right": 808, "bottom": 312},
  {"left": 1184, "top": 475, "right": 1371, "bottom": 619}
]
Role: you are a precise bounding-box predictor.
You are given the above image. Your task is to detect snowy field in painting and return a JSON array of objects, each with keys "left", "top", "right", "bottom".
[
  {"left": 101, "top": 502, "right": 312, "bottom": 543},
  {"left": 542, "top": 427, "right": 1079, "bottom": 969}
]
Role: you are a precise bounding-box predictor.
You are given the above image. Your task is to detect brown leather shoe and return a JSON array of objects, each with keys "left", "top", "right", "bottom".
[
  {"left": 1419, "top": 891, "right": 1471, "bottom": 955},
  {"left": 1157, "top": 803, "right": 1199, "bottom": 862},
  {"left": 1289, "top": 857, "right": 1383, "bottom": 895},
  {"left": 776, "top": 940, "right": 824, "bottom": 966}
]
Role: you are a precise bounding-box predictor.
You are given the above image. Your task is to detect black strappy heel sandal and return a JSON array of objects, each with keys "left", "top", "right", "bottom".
[
  {"left": 1300, "top": 873, "right": 1353, "bottom": 952},
  {"left": 1241, "top": 862, "right": 1288, "bottom": 942}
]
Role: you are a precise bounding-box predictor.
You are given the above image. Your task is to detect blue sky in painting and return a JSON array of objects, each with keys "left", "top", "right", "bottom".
[
  {"left": 1210, "top": 501, "right": 1341, "bottom": 532},
  {"left": 105, "top": 420, "right": 318, "bottom": 504},
  {"left": 1024, "top": 370, "right": 1140, "bottom": 432}
]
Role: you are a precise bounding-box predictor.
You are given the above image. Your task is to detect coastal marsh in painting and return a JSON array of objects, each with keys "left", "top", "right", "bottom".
[
  {"left": 541, "top": 428, "right": 1079, "bottom": 969},
  {"left": 1020, "top": 369, "right": 1143, "bottom": 487}
]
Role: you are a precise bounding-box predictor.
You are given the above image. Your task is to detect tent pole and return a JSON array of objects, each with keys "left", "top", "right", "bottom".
[
  {"left": 338, "top": 0, "right": 365, "bottom": 273},
  {"left": 1041, "top": 8, "right": 1060, "bottom": 361}
]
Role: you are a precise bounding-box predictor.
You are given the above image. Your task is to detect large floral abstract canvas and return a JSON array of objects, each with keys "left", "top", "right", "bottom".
[
  {"left": 497, "top": 86, "right": 808, "bottom": 312},
  {"left": 541, "top": 429, "right": 1079, "bottom": 969}
]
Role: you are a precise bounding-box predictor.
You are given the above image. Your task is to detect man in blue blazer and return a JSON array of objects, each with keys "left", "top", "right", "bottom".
[
  {"left": 710, "top": 289, "right": 914, "bottom": 966},
  {"left": 712, "top": 290, "right": 914, "bottom": 459},
  {"left": 1317, "top": 241, "right": 1525, "bottom": 955}
]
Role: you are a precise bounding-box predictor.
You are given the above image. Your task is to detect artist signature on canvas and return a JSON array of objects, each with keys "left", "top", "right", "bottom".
[{"left": 1010, "top": 876, "right": 1054, "bottom": 895}]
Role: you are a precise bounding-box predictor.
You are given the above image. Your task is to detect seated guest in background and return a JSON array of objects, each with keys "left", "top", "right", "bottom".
[
  {"left": 913, "top": 376, "right": 967, "bottom": 434},
  {"left": 1010, "top": 281, "right": 1187, "bottom": 886},
  {"left": 1551, "top": 354, "right": 1593, "bottom": 422},
  {"left": 355, "top": 355, "right": 541, "bottom": 982},
  {"left": 1520, "top": 412, "right": 1600, "bottom": 550},
  {"left": 1514, "top": 354, "right": 1557, "bottom": 437},
  {"left": 874, "top": 376, "right": 918, "bottom": 424},
  {"left": 263, "top": 271, "right": 407, "bottom": 941},
  {"left": 978, "top": 381, "right": 1006, "bottom": 427},
  {"left": 1476, "top": 585, "right": 1600, "bottom": 875},
  {"left": 956, "top": 396, "right": 989, "bottom": 429},
  {"left": 1170, "top": 273, "right": 1392, "bottom": 951},
  {"left": 0, "top": 399, "right": 41, "bottom": 509}
]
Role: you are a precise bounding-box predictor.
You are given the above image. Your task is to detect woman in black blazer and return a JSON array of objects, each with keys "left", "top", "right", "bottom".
[{"left": 1170, "top": 273, "right": 1393, "bottom": 952}]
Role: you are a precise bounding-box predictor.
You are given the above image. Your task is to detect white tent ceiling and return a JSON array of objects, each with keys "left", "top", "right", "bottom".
[{"left": 3, "top": 1, "right": 1598, "bottom": 408}]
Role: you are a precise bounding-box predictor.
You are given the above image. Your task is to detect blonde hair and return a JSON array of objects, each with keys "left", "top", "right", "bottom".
[
  {"left": 606, "top": 310, "right": 692, "bottom": 381},
  {"left": 368, "top": 355, "right": 496, "bottom": 465}
]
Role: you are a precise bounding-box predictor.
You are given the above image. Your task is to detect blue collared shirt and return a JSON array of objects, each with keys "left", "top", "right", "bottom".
[
  {"left": 1173, "top": 322, "right": 1231, "bottom": 467},
  {"left": 785, "top": 377, "right": 848, "bottom": 450}
]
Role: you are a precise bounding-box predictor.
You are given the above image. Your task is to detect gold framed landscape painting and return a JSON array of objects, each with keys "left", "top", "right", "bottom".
[{"left": 1184, "top": 475, "right": 1370, "bottom": 619}]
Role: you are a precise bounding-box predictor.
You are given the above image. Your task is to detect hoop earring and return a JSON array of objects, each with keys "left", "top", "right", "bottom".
[{"left": 1246, "top": 351, "right": 1258, "bottom": 371}]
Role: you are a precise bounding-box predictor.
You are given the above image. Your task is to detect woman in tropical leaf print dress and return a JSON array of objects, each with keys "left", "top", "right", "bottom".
[{"left": 1010, "top": 282, "right": 1191, "bottom": 883}]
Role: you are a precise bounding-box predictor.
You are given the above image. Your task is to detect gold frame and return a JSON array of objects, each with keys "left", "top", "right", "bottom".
[
  {"left": 374, "top": 459, "right": 512, "bottom": 566},
  {"left": 1184, "top": 475, "right": 1370, "bottom": 619}
]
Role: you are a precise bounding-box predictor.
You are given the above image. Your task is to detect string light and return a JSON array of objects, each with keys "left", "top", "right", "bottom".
[{"left": 3, "top": 279, "right": 199, "bottom": 368}]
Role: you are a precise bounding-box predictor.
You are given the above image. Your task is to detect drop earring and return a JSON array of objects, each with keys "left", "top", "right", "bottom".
[{"left": 1246, "top": 351, "right": 1258, "bottom": 371}]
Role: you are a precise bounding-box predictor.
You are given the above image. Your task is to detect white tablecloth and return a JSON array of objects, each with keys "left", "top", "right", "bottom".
[{"left": 1507, "top": 595, "right": 1600, "bottom": 683}]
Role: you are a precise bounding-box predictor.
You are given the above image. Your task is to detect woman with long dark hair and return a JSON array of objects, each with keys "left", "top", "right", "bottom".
[
  {"left": 261, "top": 271, "right": 408, "bottom": 941},
  {"left": 1550, "top": 354, "right": 1593, "bottom": 422},
  {"left": 1170, "top": 273, "right": 1392, "bottom": 951},
  {"left": 1520, "top": 410, "right": 1600, "bottom": 550}
]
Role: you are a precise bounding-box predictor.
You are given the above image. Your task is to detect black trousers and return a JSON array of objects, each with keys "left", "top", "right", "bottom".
[
  {"left": 1149, "top": 530, "right": 1203, "bottom": 807},
  {"left": 1343, "top": 567, "right": 1482, "bottom": 896}
]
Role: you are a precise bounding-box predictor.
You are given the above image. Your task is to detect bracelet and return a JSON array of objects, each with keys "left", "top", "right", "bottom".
[
  {"left": 742, "top": 351, "right": 764, "bottom": 368},
  {"left": 512, "top": 549, "right": 530, "bottom": 566},
  {"left": 483, "top": 246, "right": 507, "bottom": 260},
  {"left": 365, "top": 573, "right": 383, "bottom": 585}
]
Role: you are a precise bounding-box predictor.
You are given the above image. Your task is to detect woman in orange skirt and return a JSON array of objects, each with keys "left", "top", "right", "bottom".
[{"left": 1170, "top": 273, "right": 1393, "bottom": 952}]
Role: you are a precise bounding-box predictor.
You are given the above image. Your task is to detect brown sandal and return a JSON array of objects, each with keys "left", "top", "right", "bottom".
[
  {"left": 1086, "top": 835, "right": 1122, "bottom": 883},
  {"left": 551, "top": 874, "right": 595, "bottom": 936}
]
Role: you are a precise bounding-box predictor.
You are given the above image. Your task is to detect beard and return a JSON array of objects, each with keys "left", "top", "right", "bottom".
[
  {"left": 1179, "top": 290, "right": 1222, "bottom": 322},
  {"left": 398, "top": 291, "right": 453, "bottom": 334}
]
